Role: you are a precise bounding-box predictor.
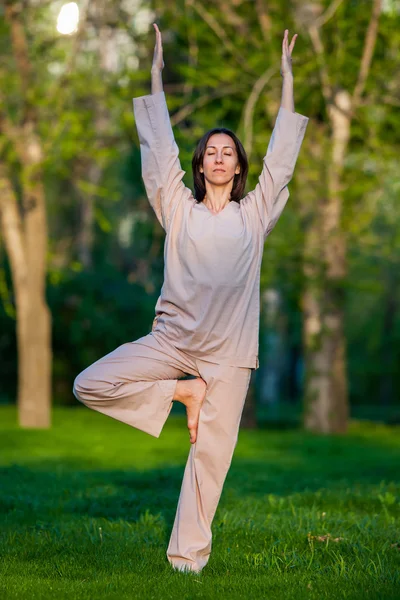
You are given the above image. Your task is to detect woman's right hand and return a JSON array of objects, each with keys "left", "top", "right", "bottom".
[{"left": 151, "top": 23, "right": 164, "bottom": 72}]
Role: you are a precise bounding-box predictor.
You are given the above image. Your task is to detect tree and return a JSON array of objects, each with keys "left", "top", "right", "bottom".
[
  {"left": 293, "top": 0, "right": 384, "bottom": 432},
  {"left": 0, "top": 2, "right": 52, "bottom": 426}
]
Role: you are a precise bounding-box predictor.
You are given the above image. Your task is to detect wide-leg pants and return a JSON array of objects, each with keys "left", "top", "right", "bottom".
[{"left": 72, "top": 329, "right": 252, "bottom": 573}]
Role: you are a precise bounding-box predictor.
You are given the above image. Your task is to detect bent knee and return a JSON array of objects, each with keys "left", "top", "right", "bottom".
[
  {"left": 73, "top": 369, "right": 115, "bottom": 405},
  {"left": 73, "top": 370, "right": 99, "bottom": 404},
  {"left": 73, "top": 372, "right": 89, "bottom": 403}
]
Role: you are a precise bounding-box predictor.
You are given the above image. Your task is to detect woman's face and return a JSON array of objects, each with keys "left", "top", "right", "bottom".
[{"left": 200, "top": 133, "right": 240, "bottom": 186}]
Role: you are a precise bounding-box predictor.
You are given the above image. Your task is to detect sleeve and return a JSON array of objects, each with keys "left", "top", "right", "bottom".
[
  {"left": 241, "top": 105, "right": 309, "bottom": 239},
  {"left": 132, "top": 91, "right": 191, "bottom": 232}
]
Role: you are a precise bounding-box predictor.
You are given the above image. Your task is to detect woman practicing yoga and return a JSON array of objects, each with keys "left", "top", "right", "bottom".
[{"left": 73, "top": 23, "right": 309, "bottom": 574}]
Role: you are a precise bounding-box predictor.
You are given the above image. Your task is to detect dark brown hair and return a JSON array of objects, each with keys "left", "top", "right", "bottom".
[{"left": 191, "top": 128, "right": 249, "bottom": 204}]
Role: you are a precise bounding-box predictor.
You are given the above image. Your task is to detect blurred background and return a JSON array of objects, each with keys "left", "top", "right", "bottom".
[{"left": 1, "top": 0, "right": 399, "bottom": 432}]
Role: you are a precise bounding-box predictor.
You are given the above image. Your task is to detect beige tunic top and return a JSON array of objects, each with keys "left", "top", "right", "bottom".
[{"left": 133, "top": 91, "right": 309, "bottom": 370}]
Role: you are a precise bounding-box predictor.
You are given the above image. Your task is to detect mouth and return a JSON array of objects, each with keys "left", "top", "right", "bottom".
[{"left": 214, "top": 169, "right": 225, "bottom": 172}]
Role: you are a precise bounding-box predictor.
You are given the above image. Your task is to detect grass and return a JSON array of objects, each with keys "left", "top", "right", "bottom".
[{"left": 0, "top": 404, "right": 399, "bottom": 599}]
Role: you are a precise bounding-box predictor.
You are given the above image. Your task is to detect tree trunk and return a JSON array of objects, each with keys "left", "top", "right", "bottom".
[
  {"left": 0, "top": 133, "right": 52, "bottom": 428},
  {"left": 302, "top": 90, "right": 351, "bottom": 434},
  {"left": 18, "top": 289, "right": 52, "bottom": 427},
  {"left": 293, "top": 0, "right": 382, "bottom": 433}
]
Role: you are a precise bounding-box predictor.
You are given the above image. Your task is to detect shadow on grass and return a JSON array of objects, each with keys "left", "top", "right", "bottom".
[
  {"left": 0, "top": 462, "right": 188, "bottom": 530},
  {"left": 1, "top": 421, "right": 399, "bottom": 533}
]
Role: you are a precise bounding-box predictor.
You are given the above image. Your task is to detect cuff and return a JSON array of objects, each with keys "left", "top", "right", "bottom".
[
  {"left": 276, "top": 105, "right": 309, "bottom": 136},
  {"left": 133, "top": 90, "right": 166, "bottom": 111}
]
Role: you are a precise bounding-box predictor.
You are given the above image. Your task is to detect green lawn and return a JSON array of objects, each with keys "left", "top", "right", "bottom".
[{"left": 1, "top": 405, "right": 399, "bottom": 599}]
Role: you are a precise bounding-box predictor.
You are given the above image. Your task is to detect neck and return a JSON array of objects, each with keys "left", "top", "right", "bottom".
[{"left": 203, "top": 193, "right": 231, "bottom": 212}]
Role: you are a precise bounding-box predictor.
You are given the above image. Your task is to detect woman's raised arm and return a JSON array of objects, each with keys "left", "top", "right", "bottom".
[
  {"left": 241, "top": 104, "right": 309, "bottom": 239},
  {"left": 241, "top": 30, "right": 309, "bottom": 239},
  {"left": 132, "top": 24, "right": 191, "bottom": 232},
  {"left": 151, "top": 23, "right": 164, "bottom": 94}
]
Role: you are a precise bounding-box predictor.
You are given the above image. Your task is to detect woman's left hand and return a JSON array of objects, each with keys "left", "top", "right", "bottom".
[{"left": 280, "top": 29, "right": 297, "bottom": 78}]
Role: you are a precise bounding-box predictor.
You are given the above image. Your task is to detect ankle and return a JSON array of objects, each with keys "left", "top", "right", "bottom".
[{"left": 173, "top": 380, "right": 190, "bottom": 406}]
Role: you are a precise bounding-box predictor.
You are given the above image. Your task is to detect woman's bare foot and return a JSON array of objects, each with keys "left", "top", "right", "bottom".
[{"left": 173, "top": 378, "right": 207, "bottom": 444}]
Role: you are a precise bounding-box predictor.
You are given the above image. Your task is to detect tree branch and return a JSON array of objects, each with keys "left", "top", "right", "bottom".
[
  {"left": 0, "top": 162, "right": 27, "bottom": 290},
  {"left": 4, "top": 0, "right": 33, "bottom": 122},
  {"left": 352, "top": 0, "right": 382, "bottom": 110},
  {"left": 169, "top": 85, "right": 239, "bottom": 126},
  {"left": 241, "top": 65, "right": 277, "bottom": 158},
  {"left": 307, "top": 23, "right": 333, "bottom": 106},
  {"left": 312, "top": 0, "right": 345, "bottom": 28},
  {"left": 255, "top": 0, "right": 272, "bottom": 44},
  {"left": 185, "top": 0, "right": 258, "bottom": 76}
]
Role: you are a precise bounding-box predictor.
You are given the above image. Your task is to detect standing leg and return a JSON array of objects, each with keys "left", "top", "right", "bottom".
[
  {"left": 166, "top": 362, "right": 252, "bottom": 572},
  {"left": 73, "top": 332, "right": 198, "bottom": 438}
]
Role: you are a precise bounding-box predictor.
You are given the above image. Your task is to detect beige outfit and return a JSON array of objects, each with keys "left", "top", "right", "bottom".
[
  {"left": 73, "top": 332, "right": 251, "bottom": 573},
  {"left": 73, "top": 90, "right": 309, "bottom": 573},
  {"left": 132, "top": 91, "right": 309, "bottom": 370}
]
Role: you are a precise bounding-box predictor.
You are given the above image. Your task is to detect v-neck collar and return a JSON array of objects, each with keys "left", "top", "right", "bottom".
[{"left": 197, "top": 200, "right": 235, "bottom": 216}]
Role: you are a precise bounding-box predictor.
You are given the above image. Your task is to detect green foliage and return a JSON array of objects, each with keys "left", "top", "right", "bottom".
[
  {"left": 48, "top": 265, "right": 159, "bottom": 405},
  {"left": 1, "top": 0, "right": 400, "bottom": 412},
  {"left": 0, "top": 407, "right": 399, "bottom": 598}
]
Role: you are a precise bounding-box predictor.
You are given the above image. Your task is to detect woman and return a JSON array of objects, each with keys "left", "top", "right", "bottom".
[{"left": 73, "top": 23, "right": 309, "bottom": 574}]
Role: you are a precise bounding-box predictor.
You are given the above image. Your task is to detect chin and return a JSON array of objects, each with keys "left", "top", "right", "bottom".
[{"left": 211, "top": 174, "right": 229, "bottom": 182}]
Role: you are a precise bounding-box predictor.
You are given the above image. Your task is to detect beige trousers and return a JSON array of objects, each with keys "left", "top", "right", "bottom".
[{"left": 73, "top": 329, "right": 252, "bottom": 573}]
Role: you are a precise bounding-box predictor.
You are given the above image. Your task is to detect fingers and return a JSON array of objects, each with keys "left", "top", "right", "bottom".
[
  {"left": 153, "top": 22, "right": 163, "bottom": 55},
  {"left": 153, "top": 22, "right": 162, "bottom": 44},
  {"left": 282, "top": 28, "right": 297, "bottom": 55},
  {"left": 289, "top": 33, "right": 298, "bottom": 54},
  {"left": 282, "top": 29, "right": 287, "bottom": 54}
]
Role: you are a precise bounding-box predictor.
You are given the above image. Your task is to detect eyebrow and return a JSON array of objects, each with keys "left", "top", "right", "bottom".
[{"left": 206, "top": 145, "right": 234, "bottom": 149}]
